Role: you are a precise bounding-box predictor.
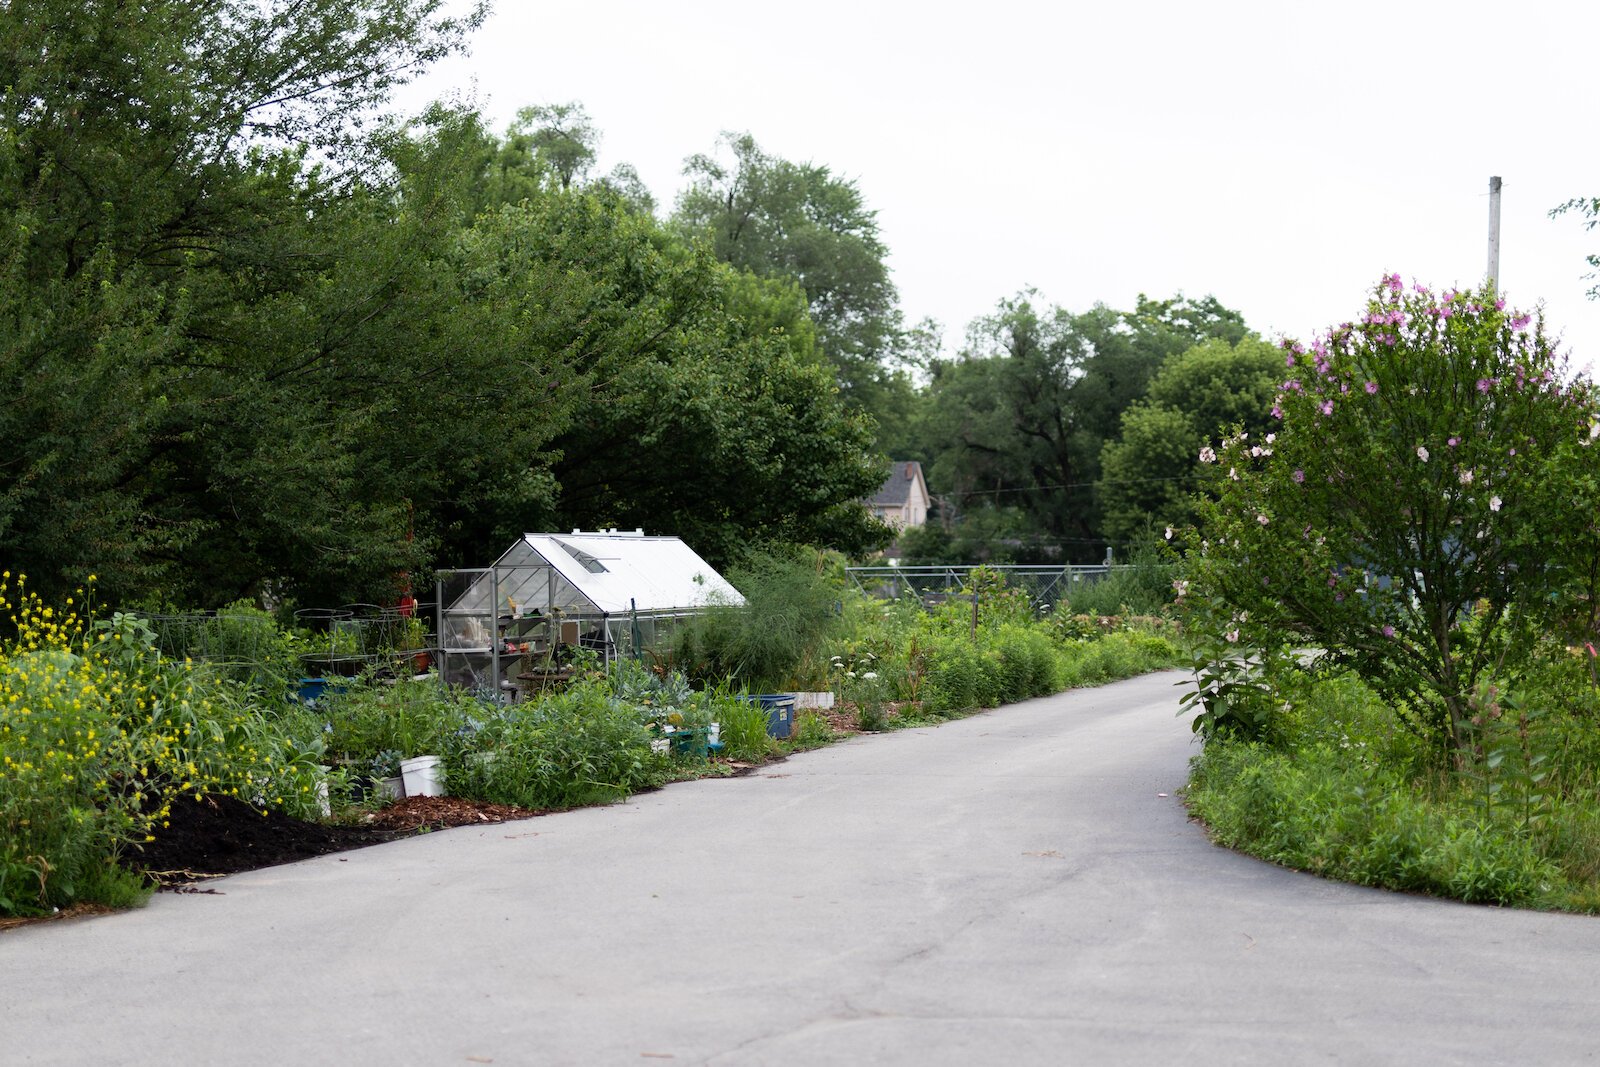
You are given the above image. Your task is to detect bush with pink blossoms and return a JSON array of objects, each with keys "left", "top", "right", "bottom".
[{"left": 1185, "top": 275, "right": 1600, "bottom": 755}]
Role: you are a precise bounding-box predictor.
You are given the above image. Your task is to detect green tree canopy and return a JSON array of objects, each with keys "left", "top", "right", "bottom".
[
  {"left": 1098, "top": 335, "right": 1282, "bottom": 544},
  {"left": 674, "top": 132, "right": 901, "bottom": 414},
  {"left": 920, "top": 293, "right": 1250, "bottom": 561},
  {"left": 1189, "top": 277, "right": 1600, "bottom": 752},
  {"left": 0, "top": 8, "right": 888, "bottom": 604}
]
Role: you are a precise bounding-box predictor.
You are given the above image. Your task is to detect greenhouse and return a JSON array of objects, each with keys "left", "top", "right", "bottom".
[{"left": 436, "top": 530, "right": 742, "bottom": 699}]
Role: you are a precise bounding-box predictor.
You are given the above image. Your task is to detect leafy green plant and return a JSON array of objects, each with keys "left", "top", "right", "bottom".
[
  {"left": 1186, "top": 275, "right": 1600, "bottom": 755},
  {"left": 1188, "top": 741, "right": 1559, "bottom": 906},
  {"left": 322, "top": 677, "right": 475, "bottom": 763},
  {"left": 1, "top": 576, "right": 331, "bottom": 916},
  {"left": 714, "top": 693, "right": 777, "bottom": 761},
  {"left": 447, "top": 682, "right": 667, "bottom": 810},
  {"left": 1067, "top": 542, "right": 1176, "bottom": 617},
  {"left": 791, "top": 711, "right": 836, "bottom": 748},
  {"left": 674, "top": 551, "right": 843, "bottom": 691}
]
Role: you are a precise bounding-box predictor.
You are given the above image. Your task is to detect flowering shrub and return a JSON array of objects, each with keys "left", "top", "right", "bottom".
[
  {"left": 0, "top": 574, "right": 323, "bottom": 916},
  {"left": 1186, "top": 277, "right": 1600, "bottom": 752}
]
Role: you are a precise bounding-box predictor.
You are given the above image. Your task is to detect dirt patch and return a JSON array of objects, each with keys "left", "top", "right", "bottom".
[{"left": 124, "top": 793, "right": 541, "bottom": 886}]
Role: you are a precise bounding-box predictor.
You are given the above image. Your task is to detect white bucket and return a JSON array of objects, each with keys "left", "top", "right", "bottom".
[
  {"left": 377, "top": 776, "right": 404, "bottom": 801},
  {"left": 400, "top": 755, "right": 445, "bottom": 797}
]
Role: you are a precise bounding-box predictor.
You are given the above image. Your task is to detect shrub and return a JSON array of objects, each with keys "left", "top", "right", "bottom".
[
  {"left": 1067, "top": 543, "right": 1175, "bottom": 617},
  {"left": 714, "top": 693, "right": 778, "bottom": 762},
  {"left": 674, "top": 551, "right": 842, "bottom": 692},
  {"left": 448, "top": 682, "right": 667, "bottom": 810},
  {"left": 1187, "top": 276, "right": 1600, "bottom": 754},
  {"left": 1188, "top": 741, "right": 1559, "bottom": 907},
  {"left": 321, "top": 676, "right": 478, "bottom": 771},
  {"left": 1, "top": 579, "right": 324, "bottom": 916}
]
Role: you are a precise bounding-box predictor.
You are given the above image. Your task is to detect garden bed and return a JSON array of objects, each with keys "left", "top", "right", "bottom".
[{"left": 124, "top": 793, "right": 542, "bottom": 886}]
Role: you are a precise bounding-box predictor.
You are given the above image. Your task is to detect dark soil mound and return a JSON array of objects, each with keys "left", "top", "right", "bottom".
[{"left": 123, "top": 793, "right": 540, "bottom": 884}]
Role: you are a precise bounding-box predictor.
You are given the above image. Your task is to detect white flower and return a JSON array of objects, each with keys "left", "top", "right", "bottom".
[
  {"left": 1266, "top": 433, "right": 1276, "bottom": 444},
  {"left": 1172, "top": 579, "right": 1189, "bottom": 597},
  {"left": 1199, "top": 446, "right": 1217, "bottom": 463},
  {"left": 1490, "top": 495, "right": 1502, "bottom": 512},
  {"left": 1591, "top": 421, "right": 1600, "bottom": 440},
  {"left": 1257, "top": 513, "right": 1270, "bottom": 525},
  {"left": 1224, "top": 629, "right": 1240, "bottom": 643},
  {"left": 1459, "top": 469, "right": 1473, "bottom": 485},
  {"left": 1164, "top": 526, "right": 1174, "bottom": 541},
  {"left": 862, "top": 671, "right": 878, "bottom": 680},
  {"left": 1250, "top": 446, "right": 1263, "bottom": 457},
  {"left": 1228, "top": 467, "right": 1239, "bottom": 481},
  {"left": 1417, "top": 445, "right": 1430, "bottom": 462}
]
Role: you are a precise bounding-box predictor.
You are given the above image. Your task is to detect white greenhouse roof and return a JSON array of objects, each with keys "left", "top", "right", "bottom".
[
  {"left": 449, "top": 531, "right": 743, "bottom": 619},
  {"left": 518, "top": 531, "right": 742, "bottom": 613}
]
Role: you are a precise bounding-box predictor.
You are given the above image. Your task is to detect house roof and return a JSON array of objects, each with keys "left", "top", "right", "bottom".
[{"left": 870, "top": 461, "right": 928, "bottom": 508}]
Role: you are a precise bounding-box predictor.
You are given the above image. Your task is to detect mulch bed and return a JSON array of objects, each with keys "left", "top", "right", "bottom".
[{"left": 124, "top": 793, "right": 542, "bottom": 887}]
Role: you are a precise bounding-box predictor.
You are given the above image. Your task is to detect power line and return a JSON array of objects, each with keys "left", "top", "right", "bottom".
[{"left": 940, "top": 472, "right": 1203, "bottom": 500}]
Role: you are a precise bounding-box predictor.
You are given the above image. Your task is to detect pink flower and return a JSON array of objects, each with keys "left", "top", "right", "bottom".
[
  {"left": 1292, "top": 469, "right": 1305, "bottom": 483},
  {"left": 1448, "top": 437, "right": 1459, "bottom": 447},
  {"left": 1382, "top": 625, "right": 1395, "bottom": 638},
  {"left": 1365, "top": 381, "right": 1378, "bottom": 394},
  {"left": 1477, "top": 378, "right": 1493, "bottom": 393},
  {"left": 1271, "top": 405, "right": 1283, "bottom": 419},
  {"left": 1320, "top": 400, "right": 1334, "bottom": 415}
]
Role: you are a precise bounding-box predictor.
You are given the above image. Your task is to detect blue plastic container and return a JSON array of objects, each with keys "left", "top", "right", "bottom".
[
  {"left": 293, "top": 677, "right": 350, "bottom": 707},
  {"left": 743, "top": 693, "right": 796, "bottom": 739}
]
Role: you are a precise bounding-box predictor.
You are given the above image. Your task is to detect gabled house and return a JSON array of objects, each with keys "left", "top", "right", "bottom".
[{"left": 869, "top": 461, "right": 932, "bottom": 529}]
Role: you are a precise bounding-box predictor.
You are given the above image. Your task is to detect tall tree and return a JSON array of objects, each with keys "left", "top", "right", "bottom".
[
  {"left": 1097, "top": 336, "right": 1282, "bottom": 545},
  {"left": 674, "top": 132, "right": 901, "bottom": 415},
  {"left": 0, "top": 0, "right": 485, "bottom": 602},
  {"left": 922, "top": 293, "right": 1250, "bottom": 561}
]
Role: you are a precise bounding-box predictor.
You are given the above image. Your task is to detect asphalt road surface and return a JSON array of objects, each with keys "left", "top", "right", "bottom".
[{"left": 5, "top": 671, "right": 1600, "bottom": 1064}]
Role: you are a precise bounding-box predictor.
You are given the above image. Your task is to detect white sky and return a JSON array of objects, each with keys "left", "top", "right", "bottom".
[{"left": 396, "top": 0, "right": 1600, "bottom": 375}]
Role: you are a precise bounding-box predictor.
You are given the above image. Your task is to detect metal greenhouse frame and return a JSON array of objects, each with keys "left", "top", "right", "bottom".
[{"left": 435, "top": 530, "right": 742, "bottom": 702}]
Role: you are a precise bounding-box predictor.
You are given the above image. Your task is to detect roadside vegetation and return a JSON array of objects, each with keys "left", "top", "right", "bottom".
[
  {"left": 1179, "top": 277, "right": 1600, "bottom": 912},
  {"left": 0, "top": 559, "right": 1182, "bottom": 918}
]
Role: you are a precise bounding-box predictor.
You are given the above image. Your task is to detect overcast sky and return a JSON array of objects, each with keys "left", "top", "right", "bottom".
[{"left": 396, "top": 0, "right": 1600, "bottom": 374}]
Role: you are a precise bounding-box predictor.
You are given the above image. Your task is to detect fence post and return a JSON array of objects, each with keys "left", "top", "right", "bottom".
[{"left": 971, "top": 588, "right": 980, "bottom": 642}]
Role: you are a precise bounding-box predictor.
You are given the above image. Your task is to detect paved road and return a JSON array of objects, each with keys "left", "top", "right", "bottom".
[{"left": 5, "top": 671, "right": 1600, "bottom": 1064}]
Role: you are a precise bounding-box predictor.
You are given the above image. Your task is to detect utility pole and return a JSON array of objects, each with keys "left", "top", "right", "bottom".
[{"left": 1487, "top": 175, "right": 1502, "bottom": 293}]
